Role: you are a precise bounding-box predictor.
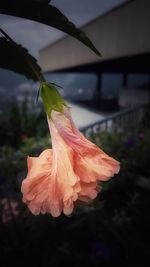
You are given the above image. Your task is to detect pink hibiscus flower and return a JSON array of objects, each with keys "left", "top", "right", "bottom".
[{"left": 21, "top": 83, "right": 120, "bottom": 217}]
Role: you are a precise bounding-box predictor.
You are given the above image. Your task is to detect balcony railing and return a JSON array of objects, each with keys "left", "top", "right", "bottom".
[{"left": 80, "top": 104, "right": 145, "bottom": 137}]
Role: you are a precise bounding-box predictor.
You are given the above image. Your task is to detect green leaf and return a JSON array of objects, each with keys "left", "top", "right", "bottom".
[
  {"left": 0, "top": 0, "right": 101, "bottom": 56},
  {"left": 0, "top": 37, "right": 43, "bottom": 81}
]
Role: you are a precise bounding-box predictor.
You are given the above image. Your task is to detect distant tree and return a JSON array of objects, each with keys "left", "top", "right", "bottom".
[{"left": 8, "top": 103, "right": 22, "bottom": 147}]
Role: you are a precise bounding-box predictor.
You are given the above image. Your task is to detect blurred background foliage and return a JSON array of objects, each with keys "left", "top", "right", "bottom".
[{"left": 0, "top": 101, "right": 150, "bottom": 267}]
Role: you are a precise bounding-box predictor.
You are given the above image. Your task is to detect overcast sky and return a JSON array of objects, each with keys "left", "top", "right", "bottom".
[{"left": 0, "top": 0, "right": 127, "bottom": 58}]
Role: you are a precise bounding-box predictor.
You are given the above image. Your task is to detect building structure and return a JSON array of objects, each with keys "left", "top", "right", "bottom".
[{"left": 39, "top": 0, "right": 150, "bottom": 110}]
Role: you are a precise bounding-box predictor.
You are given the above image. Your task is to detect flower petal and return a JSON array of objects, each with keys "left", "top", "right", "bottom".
[
  {"left": 79, "top": 181, "right": 100, "bottom": 202},
  {"left": 51, "top": 107, "right": 120, "bottom": 182},
  {"left": 47, "top": 120, "right": 81, "bottom": 208},
  {"left": 22, "top": 121, "right": 81, "bottom": 217}
]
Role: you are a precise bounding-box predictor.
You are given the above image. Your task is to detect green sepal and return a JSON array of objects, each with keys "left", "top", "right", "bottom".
[{"left": 40, "top": 82, "right": 67, "bottom": 117}]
